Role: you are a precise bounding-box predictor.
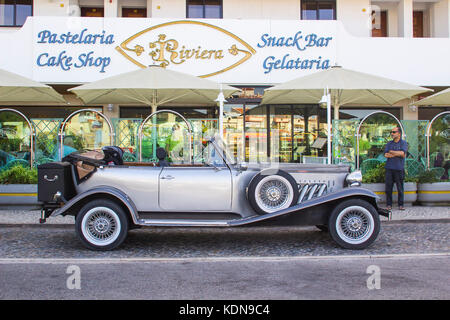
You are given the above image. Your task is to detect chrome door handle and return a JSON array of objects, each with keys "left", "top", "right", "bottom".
[{"left": 161, "top": 175, "right": 175, "bottom": 180}]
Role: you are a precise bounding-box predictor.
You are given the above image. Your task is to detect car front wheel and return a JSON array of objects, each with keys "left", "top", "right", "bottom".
[
  {"left": 328, "top": 199, "right": 380, "bottom": 250},
  {"left": 75, "top": 199, "right": 129, "bottom": 251}
]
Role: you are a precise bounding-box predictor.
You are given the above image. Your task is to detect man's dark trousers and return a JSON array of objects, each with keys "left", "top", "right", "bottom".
[{"left": 385, "top": 168, "right": 404, "bottom": 207}]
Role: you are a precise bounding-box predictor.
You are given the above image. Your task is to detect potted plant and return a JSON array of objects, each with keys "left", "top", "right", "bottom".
[
  {"left": 417, "top": 170, "right": 450, "bottom": 206},
  {"left": 362, "top": 163, "right": 417, "bottom": 206},
  {"left": 0, "top": 165, "right": 39, "bottom": 208}
]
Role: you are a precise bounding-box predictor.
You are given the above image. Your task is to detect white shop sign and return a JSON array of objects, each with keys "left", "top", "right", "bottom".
[
  {"left": 4, "top": 17, "right": 338, "bottom": 84},
  {"left": 0, "top": 17, "right": 449, "bottom": 86}
]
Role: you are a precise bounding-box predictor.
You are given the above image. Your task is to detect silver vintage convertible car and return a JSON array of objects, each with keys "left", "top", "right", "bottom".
[{"left": 38, "top": 135, "right": 389, "bottom": 251}]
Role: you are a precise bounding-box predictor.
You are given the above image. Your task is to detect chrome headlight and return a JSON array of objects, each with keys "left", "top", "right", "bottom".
[{"left": 346, "top": 170, "right": 362, "bottom": 186}]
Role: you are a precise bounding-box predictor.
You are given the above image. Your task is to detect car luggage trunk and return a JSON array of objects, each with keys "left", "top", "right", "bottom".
[{"left": 37, "top": 162, "right": 76, "bottom": 203}]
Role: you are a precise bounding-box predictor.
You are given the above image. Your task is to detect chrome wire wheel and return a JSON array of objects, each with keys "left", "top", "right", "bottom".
[
  {"left": 255, "top": 175, "right": 294, "bottom": 213},
  {"left": 335, "top": 206, "right": 375, "bottom": 245},
  {"left": 81, "top": 206, "right": 121, "bottom": 247}
]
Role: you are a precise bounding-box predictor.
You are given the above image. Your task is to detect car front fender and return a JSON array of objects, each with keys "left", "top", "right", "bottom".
[{"left": 230, "top": 187, "right": 387, "bottom": 226}]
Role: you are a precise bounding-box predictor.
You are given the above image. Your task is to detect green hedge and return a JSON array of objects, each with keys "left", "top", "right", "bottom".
[{"left": 0, "top": 165, "right": 37, "bottom": 184}]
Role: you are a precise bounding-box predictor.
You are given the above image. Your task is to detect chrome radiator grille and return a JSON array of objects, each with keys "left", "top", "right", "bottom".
[{"left": 297, "top": 183, "right": 330, "bottom": 203}]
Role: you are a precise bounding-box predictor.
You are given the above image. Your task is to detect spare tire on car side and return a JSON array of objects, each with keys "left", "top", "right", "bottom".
[{"left": 247, "top": 170, "right": 299, "bottom": 215}]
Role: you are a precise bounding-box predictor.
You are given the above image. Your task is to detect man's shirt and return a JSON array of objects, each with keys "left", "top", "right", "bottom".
[{"left": 384, "top": 139, "right": 408, "bottom": 170}]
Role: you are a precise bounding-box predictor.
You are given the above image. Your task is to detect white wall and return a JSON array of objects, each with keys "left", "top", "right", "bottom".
[
  {"left": 431, "top": 0, "right": 450, "bottom": 37},
  {"left": 34, "top": 0, "right": 71, "bottom": 17},
  {"left": 223, "top": 0, "right": 300, "bottom": 19},
  {"left": 150, "top": 0, "right": 186, "bottom": 18},
  {"left": 337, "top": 0, "right": 371, "bottom": 37}
]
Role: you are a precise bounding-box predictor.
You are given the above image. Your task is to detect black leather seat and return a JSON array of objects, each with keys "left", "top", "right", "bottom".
[{"left": 156, "top": 147, "right": 169, "bottom": 167}]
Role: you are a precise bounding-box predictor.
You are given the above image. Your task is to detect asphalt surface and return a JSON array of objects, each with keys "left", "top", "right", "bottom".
[
  {"left": 0, "top": 255, "right": 449, "bottom": 299},
  {"left": 0, "top": 207, "right": 448, "bottom": 300}
]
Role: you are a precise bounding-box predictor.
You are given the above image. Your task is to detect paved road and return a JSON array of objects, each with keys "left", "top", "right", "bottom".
[
  {"left": 0, "top": 220, "right": 449, "bottom": 300},
  {"left": 0, "top": 254, "right": 449, "bottom": 299}
]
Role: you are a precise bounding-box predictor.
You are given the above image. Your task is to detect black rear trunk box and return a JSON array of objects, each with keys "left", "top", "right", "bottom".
[{"left": 38, "top": 162, "right": 76, "bottom": 203}]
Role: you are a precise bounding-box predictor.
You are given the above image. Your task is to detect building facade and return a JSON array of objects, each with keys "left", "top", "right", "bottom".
[{"left": 0, "top": 0, "right": 449, "bottom": 167}]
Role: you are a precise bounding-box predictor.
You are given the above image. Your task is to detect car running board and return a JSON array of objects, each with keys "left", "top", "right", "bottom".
[{"left": 135, "top": 187, "right": 387, "bottom": 227}]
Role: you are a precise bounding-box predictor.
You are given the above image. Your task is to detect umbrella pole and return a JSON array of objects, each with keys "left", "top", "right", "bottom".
[
  {"left": 215, "top": 85, "right": 227, "bottom": 141},
  {"left": 327, "top": 90, "right": 332, "bottom": 164},
  {"left": 151, "top": 91, "right": 158, "bottom": 162},
  {"left": 151, "top": 104, "right": 157, "bottom": 162}
]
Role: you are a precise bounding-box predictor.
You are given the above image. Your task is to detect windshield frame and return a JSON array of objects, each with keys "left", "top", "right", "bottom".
[{"left": 209, "top": 136, "right": 237, "bottom": 167}]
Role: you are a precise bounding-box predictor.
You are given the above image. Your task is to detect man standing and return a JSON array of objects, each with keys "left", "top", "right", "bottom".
[{"left": 384, "top": 127, "right": 408, "bottom": 211}]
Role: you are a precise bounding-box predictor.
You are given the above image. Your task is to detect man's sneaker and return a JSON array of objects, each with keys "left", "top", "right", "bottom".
[{"left": 399, "top": 206, "right": 405, "bottom": 211}]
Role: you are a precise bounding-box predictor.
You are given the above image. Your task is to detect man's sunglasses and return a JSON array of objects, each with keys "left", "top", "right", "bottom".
[{"left": 391, "top": 131, "right": 399, "bottom": 134}]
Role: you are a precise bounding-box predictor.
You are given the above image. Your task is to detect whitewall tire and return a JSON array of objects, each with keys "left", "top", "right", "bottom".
[
  {"left": 328, "top": 199, "right": 380, "bottom": 250},
  {"left": 75, "top": 199, "right": 129, "bottom": 251}
]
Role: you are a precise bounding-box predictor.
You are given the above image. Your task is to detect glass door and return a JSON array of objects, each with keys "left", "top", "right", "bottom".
[
  {"left": 223, "top": 104, "right": 244, "bottom": 163},
  {"left": 245, "top": 105, "right": 267, "bottom": 163},
  {"left": 270, "top": 105, "right": 292, "bottom": 163}
]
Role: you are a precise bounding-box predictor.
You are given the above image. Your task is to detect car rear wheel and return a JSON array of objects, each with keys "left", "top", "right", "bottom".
[
  {"left": 248, "top": 170, "right": 299, "bottom": 215},
  {"left": 75, "top": 199, "right": 129, "bottom": 251},
  {"left": 328, "top": 199, "right": 380, "bottom": 250}
]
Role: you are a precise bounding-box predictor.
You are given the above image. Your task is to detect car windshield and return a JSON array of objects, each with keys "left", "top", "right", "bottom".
[
  {"left": 194, "top": 136, "right": 237, "bottom": 166},
  {"left": 211, "top": 137, "right": 237, "bottom": 165}
]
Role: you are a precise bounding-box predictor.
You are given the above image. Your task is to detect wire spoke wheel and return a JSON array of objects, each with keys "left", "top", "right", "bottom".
[
  {"left": 255, "top": 175, "right": 294, "bottom": 213},
  {"left": 335, "top": 206, "right": 375, "bottom": 245},
  {"left": 81, "top": 206, "right": 122, "bottom": 247}
]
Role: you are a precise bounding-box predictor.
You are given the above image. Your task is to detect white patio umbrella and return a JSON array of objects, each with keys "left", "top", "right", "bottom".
[
  {"left": 0, "top": 68, "right": 65, "bottom": 103},
  {"left": 261, "top": 66, "right": 432, "bottom": 119},
  {"left": 69, "top": 65, "right": 238, "bottom": 113},
  {"left": 414, "top": 87, "right": 450, "bottom": 106},
  {"left": 69, "top": 66, "right": 239, "bottom": 159}
]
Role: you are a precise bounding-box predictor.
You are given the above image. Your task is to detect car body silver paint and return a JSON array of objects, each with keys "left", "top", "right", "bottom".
[{"left": 54, "top": 139, "right": 375, "bottom": 225}]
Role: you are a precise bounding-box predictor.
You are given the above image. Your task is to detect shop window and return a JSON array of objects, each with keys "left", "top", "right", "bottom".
[
  {"left": 357, "top": 112, "right": 401, "bottom": 173},
  {"left": 7, "top": 106, "right": 102, "bottom": 119},
  {"left": 339, "top": 108, "right": 401, "bottom": 121},
  {"left": 0, "top": 0, "right": 32, "bottom": 27},
  {"left": 80, "top": 7, "right": 104, "bottom": 17},
  {"left": 267, "top": 105, "right": 328, "bottom": 163},
  {"left": 0, "top": 109, "right": 32, "bottom": 170},
  {"left": 301, "top": 0, "right": 336, "bottom": 20},
  {"left": 122, "top": 8, "right": 147, "bottom": 18},
  {"left": 419, "top": 107, "right": 450, "bottom": 121},
  {"left": 187, "top": 0, "right": 222, "bottom": 19},
  {"left": 120, "top": 106, "right": 216, "bottom": 119},
  {"left": 372, "top": 10, "right": 387, "bottom": 37}
]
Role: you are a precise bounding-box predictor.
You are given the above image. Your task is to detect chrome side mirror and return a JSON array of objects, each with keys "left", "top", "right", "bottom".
[{"left": 238, "top": 162, "right": 248, "bottom": 172}]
